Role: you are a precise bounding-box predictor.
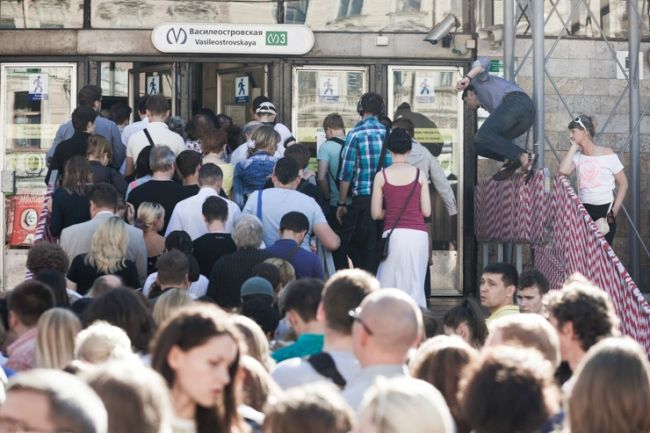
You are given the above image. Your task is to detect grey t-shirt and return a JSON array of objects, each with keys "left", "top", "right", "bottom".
[
  {"left": 243, "top": 188, "right": 328, "bottom": 249},
  {"left": 471, "top": 56, "right": 525, "bottom": 113}
]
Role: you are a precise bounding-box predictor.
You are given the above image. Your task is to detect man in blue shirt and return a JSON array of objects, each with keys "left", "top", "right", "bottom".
[
  {"left": 456, "top": 56, "right": 535, "bottom": 180},
  {"left": 336, "top": 92, "right": 390, "bottom": 273},
  {"left": 266, "top": 211, "right": 324, "bottom": 279}
]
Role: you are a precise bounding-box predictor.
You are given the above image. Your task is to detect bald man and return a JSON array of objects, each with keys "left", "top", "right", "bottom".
[{"left": 342, "top": 289, "right": 423, "bottom": 410}]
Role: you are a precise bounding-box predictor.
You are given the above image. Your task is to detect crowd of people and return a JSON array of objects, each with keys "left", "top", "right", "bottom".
[{"left": 0, "top": 57, "right": 640, "bottom": 433}]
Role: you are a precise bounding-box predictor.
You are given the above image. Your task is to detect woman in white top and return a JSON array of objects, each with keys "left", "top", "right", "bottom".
[{"left": 559, "top": 114, "right": 628, "bottom": 244}]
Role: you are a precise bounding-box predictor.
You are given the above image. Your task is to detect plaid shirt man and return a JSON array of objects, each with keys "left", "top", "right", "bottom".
[{"left": 338, "top": 116, "right": 390, "bottom": 197}]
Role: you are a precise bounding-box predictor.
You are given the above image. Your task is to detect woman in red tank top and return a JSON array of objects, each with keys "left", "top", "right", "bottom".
[{"left": 371, "top": 128, "right": 431, "bottom": 307}]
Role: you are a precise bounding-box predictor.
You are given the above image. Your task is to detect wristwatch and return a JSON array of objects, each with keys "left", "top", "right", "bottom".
[{"left": 464, "top": 74, "right": 472, "bottom": 81}]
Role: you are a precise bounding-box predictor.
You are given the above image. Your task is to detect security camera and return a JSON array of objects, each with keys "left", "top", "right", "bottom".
[{"left": 424, "top": 14, "right": 460, "bottom": 45}]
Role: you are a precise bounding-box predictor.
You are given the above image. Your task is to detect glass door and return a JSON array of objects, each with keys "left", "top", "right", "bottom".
[
  {"left": 214, "top": 64, "right": 268, "bottom": 126},
  {"left": 0, "top": 63, "right": 77, "bottom": 248},
  {"left": 129, "top": 64, "right": 176, "bottom": 120},
  {"left": 388, "top": 65, "right": 464, "bottom": 296},
  {"left": 291, "top": 66, "right": 368, "bottom": 150}
]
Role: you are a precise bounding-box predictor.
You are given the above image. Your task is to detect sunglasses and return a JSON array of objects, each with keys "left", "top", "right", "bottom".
[
  {"left": 573, "top": 116, "right": 588, "bottom": 133},
  {"left": 348, "top": 307, "right": 373, "bottom": 335}
]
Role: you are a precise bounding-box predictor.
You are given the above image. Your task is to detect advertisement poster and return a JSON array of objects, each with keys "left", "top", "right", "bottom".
[
  {"left": 319, "top": 74, "right": 339, "bottom": 102},
  {"left": 414, "top": 72, "right": 436, "bottom": 105},
  {"left": 9, "top": 194, "right": 43, "bottom": 246},
  {"left": 28, "top": 73, "right": 48, "bottom": 101}
]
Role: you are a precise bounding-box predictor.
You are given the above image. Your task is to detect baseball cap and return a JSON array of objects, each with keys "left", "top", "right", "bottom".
[
  {"left": 240, "top": 276, "right": 274, "bottom": 298},
  {"left": 253, "top": 96, "right": 277, "bottom": 115}
]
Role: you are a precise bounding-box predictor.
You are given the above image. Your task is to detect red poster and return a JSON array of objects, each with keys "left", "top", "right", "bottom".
[{"left": 9, "top": 194, "right": 43, "bottom": 246}]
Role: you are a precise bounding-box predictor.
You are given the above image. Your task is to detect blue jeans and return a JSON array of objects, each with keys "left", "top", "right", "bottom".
[{"left": 474, "top": 91, "right": 535, "bottom": 162}]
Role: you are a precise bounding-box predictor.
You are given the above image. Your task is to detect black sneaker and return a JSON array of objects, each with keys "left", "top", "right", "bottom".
[{"left": 492, "top": 159, "right": 522, "bottom": 181}]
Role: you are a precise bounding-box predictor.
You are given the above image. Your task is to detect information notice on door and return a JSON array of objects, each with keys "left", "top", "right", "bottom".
[{"left": 152, "top": 23, "right": 315, "bottom": 55}]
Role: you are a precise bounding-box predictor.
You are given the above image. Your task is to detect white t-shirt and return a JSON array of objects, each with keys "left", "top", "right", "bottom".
[
  {"left": 572, "top": 152, "right": 624, "bottom": 205},
  {"left": 271, "top": 350, "right": 361, "bottom": 390},
  {"left": 127, "top": 121, "right": 186, "bottom": 162}
]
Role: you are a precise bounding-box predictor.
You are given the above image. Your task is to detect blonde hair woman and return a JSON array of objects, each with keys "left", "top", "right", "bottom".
[
  {"left": 232, "top": 125, "right": 279, "bottom": 207},
  {"left": 87, "top": 134, "right": 127, "bottom": 195},
  {"left": 152, "top": 288, "right": 193, "bottom": 325},
  {"left": 36, "top": 308, "right": 82, "bottom": 369},
  {"left": 67, "top": 216, "right": 140, "bottom": 294},
  {"left": 135, "top": 202, "right": 166, "bottom": 275},
  {"left": 74, "top": 321, "right": 136, "bottom": 364},
  {"left": 566, "top": 337, "right": 650, "bottom": 433},
  {"left": 356, "top": 376, "right": 455, "bottom": 433}
]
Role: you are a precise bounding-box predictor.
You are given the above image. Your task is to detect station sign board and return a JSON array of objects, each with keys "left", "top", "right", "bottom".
[{"left": 152, "top": 23, "right": 315, "bottom": 55}]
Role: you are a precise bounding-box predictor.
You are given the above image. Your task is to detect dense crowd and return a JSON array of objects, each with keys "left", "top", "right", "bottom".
[{"left": 0, "top": 55, "right": 641, "bottom": 433}]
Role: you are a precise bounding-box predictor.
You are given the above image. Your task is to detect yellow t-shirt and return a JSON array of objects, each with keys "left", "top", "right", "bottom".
[{"left": 485, "top": 304, "right": 520, "bottom": 328}]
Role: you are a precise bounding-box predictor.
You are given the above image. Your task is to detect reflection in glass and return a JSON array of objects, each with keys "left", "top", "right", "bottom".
[
  {"left": 292, "top": 68, "right": 366, "bottom": 148},
  {"left": 0, "top": 0, "right": 83, "bottom": 28},
  {"left": 91, "top": 0, "right": 277, "bottom": 28},
  {"left": 389, "top": 67, "right": 462, "bottom": 294},
  {"left": 101, "top": 62, "right": 132, "bottom": 97}
]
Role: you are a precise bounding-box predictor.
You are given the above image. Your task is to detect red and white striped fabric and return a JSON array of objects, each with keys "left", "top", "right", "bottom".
[{"left": 533, "top": 176, "right": 650, "bottom": 354}]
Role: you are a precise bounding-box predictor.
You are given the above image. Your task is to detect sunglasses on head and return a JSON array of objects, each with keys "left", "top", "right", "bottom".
[{"left": 574, "top": 116, "right": 588, "bottom": 133}]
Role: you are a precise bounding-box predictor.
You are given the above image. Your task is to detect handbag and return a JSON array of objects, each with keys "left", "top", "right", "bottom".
[
  {"left": 378, "top": 169, "right": 420, "bottom": 261},
  {"left": 594, "top": 202, "right": 613, "bottom": 236}
]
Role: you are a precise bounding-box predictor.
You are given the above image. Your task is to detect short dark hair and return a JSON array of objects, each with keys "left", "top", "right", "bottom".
[
  {"left": 72, "top": 106, "right": 98, "bottom": 132},
  {"left": 281, "top": 278, "right": 323, "bottom": 322},
  {"left": 443, "top": 298, "right": 488, "bottom": 348},
  {"left": 145, "top": 95, "right": 169, "bottom": 116},
  {"left": 568, "top": 114, "right": 596, "bottom": 137},
  {"left": 273, "top": 157, "right": 299, "bottom": 185},
  {"left": 201, "top": 128, "right": 228, "bottom": 154},
  {"left": 88, "top": 183, "right": 119, "bottom": 211},
  {"left": 518, "top": 269, "right": 550, "bottom": 294},
  {"left": 175, "top": 150, "right": 202, "bottom": 178},
  {"left": 8, "top": 280, "right": 55, "bottom": 327},
  {"left": 387, "top": 128, "right": 412, "bottom": 154},
  {"left": 109, "top": 102, "right": 132, "bottom": 125},
  {"left": 483, "top": 262, "right": 518, "bottom": 288},
  {"left": 359, "top": 92, "right": 384, "bottom": 116},
  {"left": 77, "top": 85, "right": 102, "bottom": 107},
  {"left": 33, "top": 270, "right": 69, "bottom": 307},
  {"left": 82, "top": 288, "right": 155, "bottom": 353},
  {"left": 392, "top": 117, "right": 415, "bottom": 137},
  {"left": 322, "top": 269, "right": 378, "bottom": 335},
  {"left": 156, "top": 250, "right": 189, "bottom": 287},
  {"left": 543, "top": 277, "right": 618, "bottom": 352},
  {"left": 198, "top": 163, "right": 223, "bottom": 186},
  {"left": 280, "top": 212, "right": 309, "bottom": 234},
  {"left": 252, "top": 262, "right": 281, "bottom": 291},
  {"left": 202, "top": 196, "right": 229, "bottom": 223},
  {"left": 323, "top": 113, "right": 345, "bottom": 130},
  {"left": 240, "top": 298, "right": 280, "bottom": 337},
  {"left": 137, "top": 96, "right": 149, "bottom": 115},
  {"left": 461, "top": 85, "right": 476, "bottom": 100},
  {"left": 284, "top": 143, "right": 311, "bottom": 170},
  {"left": 26, "top": 242, "right": 69, "bottom": 274}
]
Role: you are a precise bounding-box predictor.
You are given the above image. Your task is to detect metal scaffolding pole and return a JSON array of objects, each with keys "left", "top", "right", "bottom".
[
  {"left": 504, "top": 0, "right": 515, "bottom": 81},
  {"left": 532, "top": 0, "right": 545, "bottom": 168},
  {"left": 628, "top": 1, "right": 641, "bottom": 281}
]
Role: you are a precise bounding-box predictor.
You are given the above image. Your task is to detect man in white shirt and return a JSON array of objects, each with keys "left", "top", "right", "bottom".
[
  {"left": 342, "top": 289, "right": 423, "bottom": 410},
  {"left": 165, "top": 163, "right": 241, "bottom": 240},
  {"left": 121, "top": 96, "right": 149, "bottom": 146},
  {"left": 242, "top": 158, "right": 340, "bottom": 251},
  {"left": 272, "top": 269, "right": 379, "bottom": 389},
  {"left": 125, "top": 94, "right": 185, "bottom": 177}
]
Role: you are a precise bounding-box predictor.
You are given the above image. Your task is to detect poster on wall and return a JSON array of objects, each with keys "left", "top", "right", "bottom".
[
  {"left": 235, "top": 76, "right": 250, "bottom": 103},
  {"left": 28, "top": 73, "right": 48, "bottom": 101},
  {"left": 414, "top": 72, "right": 435, "bottom": 106},
  {"left": 319, "top": 74, "right": 339, "bottom": 102},
  {"left": 9, "top": 194, "right": 42, "bottom": 246}
]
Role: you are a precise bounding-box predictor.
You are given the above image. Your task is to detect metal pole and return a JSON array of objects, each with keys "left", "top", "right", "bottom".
[
  {"left": 628, "top": 1, "right": 641, "bottom": 281},
  {"left": 504, "top": 0, "right": 516, "bottom": 81},
  {"left": 532, "top": 0, "right": 545, "bottom": 168}
]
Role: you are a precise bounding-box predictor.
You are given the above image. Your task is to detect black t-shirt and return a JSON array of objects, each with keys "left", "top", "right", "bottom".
[
  {"left": 193, "top": 233, "right": 237, "bottom": 276},
  {"left": 67, "top": 254, "right": 140, "bottom": 295},
  {"left": 127, "top": 179, "right": 184, "bottom": 233},
  {"left": 179, "top": 184, "right": 200, "bottom": 200},
  {"left": 50, "top": 188, "right": 91, "bottom": 237}
]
